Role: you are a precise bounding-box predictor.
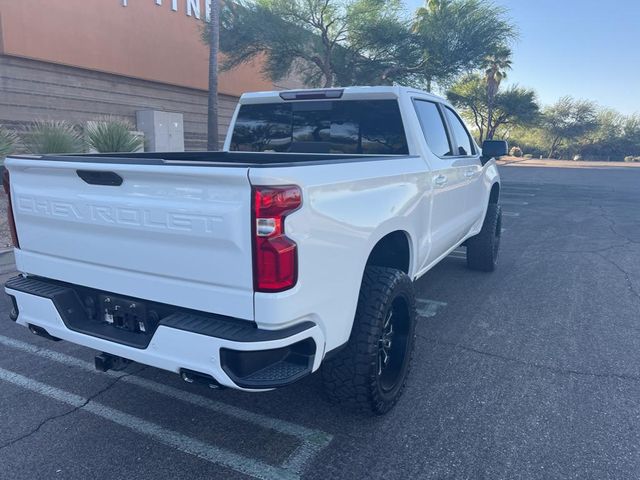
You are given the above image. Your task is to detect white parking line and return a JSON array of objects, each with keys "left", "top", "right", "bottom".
[
  {"left": 0, "top": 335, "right": 332, "bottom": 476},
  {"left": 502, "top": 211, "right": 520, "bottom": 217},
  {"left": 0, "top": 367, "right": 297, "bottom": 480},
  {"left": 503, "top": 185, "right": 541, "bottom": 191},
  {"left": 501, "top": 200, "right": 529, "bottom": 206},
  {"left": 503, "top": 192, "right": 536, "bottom": 197},
  {"left": 415, "top": 298, "right": 447, "bottom": 318}
]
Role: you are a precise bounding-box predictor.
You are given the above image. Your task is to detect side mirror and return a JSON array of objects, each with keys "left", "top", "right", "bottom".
[{"left": 481, "top": 140, "right": 508, "bottom": 164}]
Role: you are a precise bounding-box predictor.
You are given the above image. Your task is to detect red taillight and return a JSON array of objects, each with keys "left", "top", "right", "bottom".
[
  {"left": 2, "top": 169, "right": 19, "bottom": 248},
  {"left": 252, "top": 185, "right": 301, "bottom": 292}
]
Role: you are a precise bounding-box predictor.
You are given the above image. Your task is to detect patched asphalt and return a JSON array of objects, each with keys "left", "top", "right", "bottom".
[{"left": 0, "top": 164, "right": 639, "bottom": 479}]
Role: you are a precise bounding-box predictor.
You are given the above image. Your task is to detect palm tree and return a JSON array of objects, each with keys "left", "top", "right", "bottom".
[
  {"left": 483, "top": 46, "right": 512, "bottom": 139},
  {"left": 207, "top": 0, "right": 220, "bottom": 150}
]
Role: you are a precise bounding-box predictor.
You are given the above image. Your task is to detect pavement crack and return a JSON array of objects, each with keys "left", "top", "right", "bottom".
[
  {"left": 593, "top": 251, "right": 640, "bottom": 303},
  {"left": 556, "top": 243, "right": 631, "bottom": 254},
  {"left": 594, "top": 204, "right": 640, "bottom": 245},
  {"left": 0, "top": 371, "right": 132, "bottom": 452},
  {"left": 418, "top": 335, "right": 640, "bottom": 383}
]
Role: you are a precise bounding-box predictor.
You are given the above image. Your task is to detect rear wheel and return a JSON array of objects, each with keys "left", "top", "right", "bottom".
[
  {"left": 321, "top": 266, "right": 416, "bottom": 415},
  {"left": 466, "top": 203, "right": 502, "bottom": 272}
]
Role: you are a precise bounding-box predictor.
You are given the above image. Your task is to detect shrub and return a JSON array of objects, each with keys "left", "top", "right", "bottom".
[
  {"left": 523, "top": 154, "right": 533, "bottom": 159},
  {"left": 86, "top": 117, "right": 143, "bottom": 153},
  {"left": 624, "top": 156, "right": 640, "bottom": 162},
  {"left": 573, "top": 154, "right": 582, "bottom": 161},
  {"left": 509, "top": 146, "right": 523, "bottom": 157},
  {"left": 22, "top": 120, "right": 83, "bottom": 154},
  {"left": 0, "top": 125, "right": 18, "bottom": 161}
]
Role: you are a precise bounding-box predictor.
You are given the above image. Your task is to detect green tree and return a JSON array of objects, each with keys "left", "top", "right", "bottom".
[
  {"left": 541, "top": 96, "right": 598, "bottom": 158},
  {"left": 447, "top": 74, "right": 538, "bottom": 143},
  {"left": 482, "top": 46, "right": 512, "bottom": 138},
  {"left": 216, "top": 0, "right": 516, "bottom": 89},
  {"left": 621, "top": 114, "right": 640, "bottom": 157},
  {"left": 408, "top": 0, "right": 516, "bottom": 91},
  {"left": 579, "top": 108, "right": 624, "bottom": 160},
  {"left": 218, "top": 0, "right": 404, "bottom": 88}
]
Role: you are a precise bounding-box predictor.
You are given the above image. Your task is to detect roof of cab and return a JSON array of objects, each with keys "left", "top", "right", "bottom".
[{"left": 239, "top": 85, "right": 447, "bottom": 104}]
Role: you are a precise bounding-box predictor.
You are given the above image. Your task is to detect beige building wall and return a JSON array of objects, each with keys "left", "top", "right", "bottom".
[{"left": 0, "top": 0, "right": 303, "bottom": 150}]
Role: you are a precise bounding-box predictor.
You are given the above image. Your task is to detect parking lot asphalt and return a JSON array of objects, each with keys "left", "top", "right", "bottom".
[{"left": 1, "top": 164, "right": 639, "bottom": 480}]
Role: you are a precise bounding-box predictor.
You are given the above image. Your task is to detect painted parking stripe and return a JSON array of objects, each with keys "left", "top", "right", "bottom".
[
  {"left": 415, "top": 298, "right": 447, "bottom": 318},
  {"left": 501, "top": 200, "right": 529, "bottom": 206},
  {"left": 0, "top": 367, "right": 297, "bottom": 480},
  {"left": 503, "top": 192, "right": 536, "bottom": 197},
  {"left": 0, "top": 335, "right": 328, "bottom": 442},
  {"left": 0, "top": 335, "right": 332, "bottom": 473},
  {"left": 502, "top": 185, "right": 541, "bottom": 191},
  {"left": 502, "top": 211, "right": 520, "bottom": 217},
  {"left": 502, "top": 188, "right": 540, "bottom": 193}
]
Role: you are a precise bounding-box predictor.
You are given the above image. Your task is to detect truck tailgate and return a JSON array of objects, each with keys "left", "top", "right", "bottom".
[{"left": 5, "top": 157, "right": 254, "bottom": 320}]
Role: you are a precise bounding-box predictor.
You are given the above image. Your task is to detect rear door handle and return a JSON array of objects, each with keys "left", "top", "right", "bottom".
[{"left": 434, "top": 174, "right": 447, "bottom": 186}]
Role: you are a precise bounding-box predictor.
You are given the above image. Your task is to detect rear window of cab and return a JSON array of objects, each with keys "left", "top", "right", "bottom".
[{"left": 230, "top": 99, "right": 409, "bottom": 155}]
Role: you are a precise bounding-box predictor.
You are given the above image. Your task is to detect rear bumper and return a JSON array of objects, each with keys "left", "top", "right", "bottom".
[{"left": 5, "top": 275, "right": 324, "bottom": 391}]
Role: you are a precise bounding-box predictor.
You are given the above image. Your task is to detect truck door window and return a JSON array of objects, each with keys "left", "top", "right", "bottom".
[
  {"left": 413, "top": 100, "right": 452, "bottom": 157},
  {"left": 444, "top": 107, "right": 475, "bottom": 156},
  {"left": 230, "top": 100, "right": 408, "bottom": 155}
]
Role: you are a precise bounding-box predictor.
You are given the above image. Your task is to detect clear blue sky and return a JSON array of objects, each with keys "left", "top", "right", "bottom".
[{"left": 404, "top": 0, "right": 640, "bottom": 114}]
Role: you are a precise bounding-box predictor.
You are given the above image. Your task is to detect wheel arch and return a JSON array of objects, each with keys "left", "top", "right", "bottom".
[
  {"left": 489, "top": 182, "right": 500, "bottom": 204},
  {"left": 364, "top": 230, "right": 412, "bottom": 275}
]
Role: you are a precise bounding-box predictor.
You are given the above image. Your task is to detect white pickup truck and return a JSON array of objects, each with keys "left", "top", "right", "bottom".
[{"left": 3, "top": 86, "right": 505, "bottom": 414}]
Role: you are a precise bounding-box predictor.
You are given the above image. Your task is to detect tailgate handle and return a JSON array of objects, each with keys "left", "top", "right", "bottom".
[{"left": 77, "top": 170, "right": 123, "bottom": 186}]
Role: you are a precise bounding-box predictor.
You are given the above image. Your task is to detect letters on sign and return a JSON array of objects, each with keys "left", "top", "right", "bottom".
[{"left": 121, "top": 0, "right": 212, "bottom": 21}]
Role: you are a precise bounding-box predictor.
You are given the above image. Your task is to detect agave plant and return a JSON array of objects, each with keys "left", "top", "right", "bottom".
[
  {"left": 22, "top": 120, "right": 84, "bottom": 154},
  {"left": 85, "top": 117, "right": 143, "bottom": 153},
  {"left": 0, "top": 125, "right": 18, "bottom": 160}
]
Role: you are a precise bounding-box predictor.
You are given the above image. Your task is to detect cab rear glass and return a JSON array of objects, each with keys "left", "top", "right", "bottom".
[{"left": 230, "top": 100, "right": 409, "bottom": 155}]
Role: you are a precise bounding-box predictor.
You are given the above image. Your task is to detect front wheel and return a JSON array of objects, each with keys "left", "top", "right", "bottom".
[
  {"left": 466, "top": 203, "right": 502, "bottom": 272},
  {"left": 321, "top": 266, "right": 416, "bottom": 415}
]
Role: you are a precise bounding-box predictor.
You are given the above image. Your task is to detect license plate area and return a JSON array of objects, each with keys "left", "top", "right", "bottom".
[{"left": 99, "top": 295, "right": 156, "bottom": 334}]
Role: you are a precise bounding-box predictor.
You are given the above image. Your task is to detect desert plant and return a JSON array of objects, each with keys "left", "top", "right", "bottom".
[
  {"left": 523, "top": 153, "right": 533, "bottom": 159},
  {"left": 85, "top": 117, "right": 143, "bottom": 153},
  {"left": 509, "top": 146, "right": 523, "bottom": 157},
  {"left": 22, "top": 120, "right": 83, "bottom": 154},
  {"left": 0, "top": 125, "right": 18, "bottom": 160}
]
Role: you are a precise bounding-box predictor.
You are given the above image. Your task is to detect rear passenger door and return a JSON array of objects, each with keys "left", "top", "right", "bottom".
[
  {"left": 441, "top": 106, "right": 484, "bottom": 231},
  {"left": 413, "top": 99, "right": 470, "bottom": 266}
]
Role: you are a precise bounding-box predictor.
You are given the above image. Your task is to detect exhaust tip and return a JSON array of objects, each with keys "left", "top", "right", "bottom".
[
  {"left": 28, "top": 324, "right": 61, "bottom": 342},
  {"left": 180, "top": 369, "right": 223, "bottom": 389}
]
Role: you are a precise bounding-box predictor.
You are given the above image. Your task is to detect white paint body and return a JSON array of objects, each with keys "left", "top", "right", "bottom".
[{"left": 5, "top": 86, "right": 499, "bottom": 390}]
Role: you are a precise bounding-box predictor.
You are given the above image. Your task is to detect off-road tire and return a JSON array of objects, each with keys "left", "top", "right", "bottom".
[
  {"left": 466, "top": 203, "right": 502, "bottom": 272},
  {"left": 321, "top": 266, "right": 416, "bottom": 415}
]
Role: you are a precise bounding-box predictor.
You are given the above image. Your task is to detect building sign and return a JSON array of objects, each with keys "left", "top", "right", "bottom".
[{"left": 121, "top": 0, "right": 212, "bottom": 20}]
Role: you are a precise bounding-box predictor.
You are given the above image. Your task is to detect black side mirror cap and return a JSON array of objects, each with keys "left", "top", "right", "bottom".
[{"left": 481, "top": 140, "right": 508, "bottom": 164}]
